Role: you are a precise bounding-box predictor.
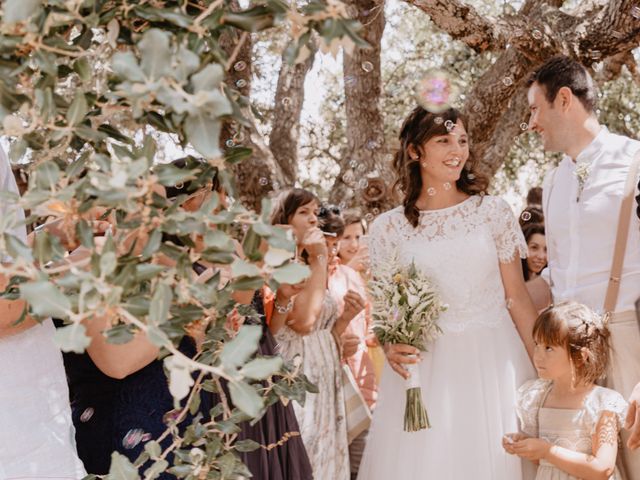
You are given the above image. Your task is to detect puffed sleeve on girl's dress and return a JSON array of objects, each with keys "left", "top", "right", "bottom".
[
  {"left": 515, "top": 379, "right": 552, "bottom": 436},
  {"left": 584, "top": 387, "right": 628, "bottom": 434}
]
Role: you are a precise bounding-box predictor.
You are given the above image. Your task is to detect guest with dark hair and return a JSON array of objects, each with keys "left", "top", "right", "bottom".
[
  {"left": 518, "top": 205, "right": 544, "bottom": 228},
  {"left": 269, "top": 189, "right": 364, "bottom": 480},
  {"left": 526, "top": 186, "right": 543, "bottom": 207},
  {"left": 521, "top": 223, "right": 546, "bottom": 282}
]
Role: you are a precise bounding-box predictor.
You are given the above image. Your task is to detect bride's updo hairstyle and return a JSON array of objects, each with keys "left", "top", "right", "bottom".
[{"left": 393, "top": 106, "right": 488, "bottom": 228}]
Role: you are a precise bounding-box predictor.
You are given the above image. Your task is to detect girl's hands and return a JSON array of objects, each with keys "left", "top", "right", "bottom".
[
  {"left": 510, "top": 437, "right": 551, "bottom": 461},
  {"left": 502, "top": 432, "right": 529, "bottom": 454},
  {"left": 383, "top": 343, "right": 421, "bottom": 379},
  {"left": 340, "top": 290, "right": 366, "bottom": 324}
]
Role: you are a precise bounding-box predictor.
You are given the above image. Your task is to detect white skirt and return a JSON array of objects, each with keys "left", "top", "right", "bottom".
[
  {"left": 0, "top": 319, "right": 86, "bottom": 479},
  {"left": 357, "top": 314, "right": 536, "bottom": 480}
]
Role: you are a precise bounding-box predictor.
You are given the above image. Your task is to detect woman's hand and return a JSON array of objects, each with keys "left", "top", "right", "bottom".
[
  {"left": 301, "top": 227, "right": 328, "bottom": 259},
  {"left": 511, "top": 437, "right": 551, "bottom": 461},
  {"left": 383, "top": 343, "right": 421, "bottom": 379},
  {"left": 347, "top": 245, "right": 370, "bottom": 273},
  {"left": 341, "top": 332, "right": 360, "bottom": 359},
  {"left": 276, "top": 280, "right": 306, "bottom": 302},
  {"left": 340, "top": 290, "right": 366, "bottom": 324}
]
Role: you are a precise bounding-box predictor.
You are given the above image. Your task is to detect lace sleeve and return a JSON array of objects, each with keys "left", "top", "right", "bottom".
[
  {"left": 487, "top": 197, "right": 528, "bottom": 263},
  {"left": 367, "top": 209, "right": 402, "bottom": 278},
  {"left": 516, "top": 379, "right": 551, "bottom": 436},
  {"left": 585, "top": 387, "right": 628, "bottom": 434}
]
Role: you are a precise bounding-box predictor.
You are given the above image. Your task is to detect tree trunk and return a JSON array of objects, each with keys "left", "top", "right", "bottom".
[
  {"left": 331, "top": 0, "right": 392, "bottom": 214},
  {"left": 269, "top": 48, "right": 316, "bottom": 187},
  {"left": 219, "top": 10, "right": 285, "bottom": 213}
]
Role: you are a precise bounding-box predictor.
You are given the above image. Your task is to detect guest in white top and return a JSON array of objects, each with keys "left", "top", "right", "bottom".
[
  {"left": 0, "top": 146, "right": 86, "bottom": 479},
  {"left": 526, "top": 55, "right": 640, "bottom": 478}
]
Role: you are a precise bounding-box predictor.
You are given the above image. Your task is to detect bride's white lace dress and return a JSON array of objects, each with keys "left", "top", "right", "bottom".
[{"left": 357, "top": 195, "right": 536, "bottom": 480}]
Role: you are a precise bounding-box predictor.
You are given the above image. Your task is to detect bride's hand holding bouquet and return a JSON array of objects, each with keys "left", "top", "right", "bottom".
[{"left": 369, "top": 259, "right": 447, "bottom": 431}]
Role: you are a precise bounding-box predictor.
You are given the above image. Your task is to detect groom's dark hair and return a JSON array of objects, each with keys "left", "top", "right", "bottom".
[{"left": 527, "top": 56, "right": 597, "bottom": 113}]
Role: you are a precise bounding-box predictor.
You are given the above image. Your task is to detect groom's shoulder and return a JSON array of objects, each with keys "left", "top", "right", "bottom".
[{"left": 604, "top": 130, "right": 640, "bottom": 157}]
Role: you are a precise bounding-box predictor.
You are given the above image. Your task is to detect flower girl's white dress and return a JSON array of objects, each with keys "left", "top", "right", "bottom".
[
  {"left": 358, "top": 196, "right": 536, "bottom": 480},
  {"left": 517, "top": 379, "right": 627, "bottom": 480}
]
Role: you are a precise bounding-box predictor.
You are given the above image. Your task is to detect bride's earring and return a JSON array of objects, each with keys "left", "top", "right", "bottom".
[{"left": 421, "top": 161, "right": 428, "bottom": 168}]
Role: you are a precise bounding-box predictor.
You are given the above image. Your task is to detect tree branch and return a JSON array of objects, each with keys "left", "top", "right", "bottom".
[{"left": 403, "top": 0, "right": 499, "bottom": 53}]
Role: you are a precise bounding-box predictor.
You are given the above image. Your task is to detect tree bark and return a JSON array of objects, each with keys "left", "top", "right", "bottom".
[
  {"left": 269, "top": 48, "right": 316, "bottom": 187},
  {"left": 330, "top": 0, "right": 393, "bottom": 213},
  {"left": 218, "top": 3, "right": 286, "bottom": 212}
]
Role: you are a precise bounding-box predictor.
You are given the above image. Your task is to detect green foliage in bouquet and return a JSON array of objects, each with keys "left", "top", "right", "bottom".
[
  {"left": 369, "top": 261, "right": 446, "bottom": 351},
  {"left": 369, "top": 258, "right": 446, "bottom": 432},
  {"left": 0, "top": 0, "right": 364, "bottom": 477}
]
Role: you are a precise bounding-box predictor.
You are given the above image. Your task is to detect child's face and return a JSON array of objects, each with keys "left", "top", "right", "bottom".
[{"left": 533, "top": 340, "right": 573, "bottom": 381}]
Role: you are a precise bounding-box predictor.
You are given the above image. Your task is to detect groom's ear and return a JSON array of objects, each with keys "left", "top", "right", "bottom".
[{"left": 556, "top": 86, "right": 573, "bottom": 112}]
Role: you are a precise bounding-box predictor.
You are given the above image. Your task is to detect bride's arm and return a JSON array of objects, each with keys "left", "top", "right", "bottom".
[{"left": 499, "top": 257, "right": 537, "bottom": 361}]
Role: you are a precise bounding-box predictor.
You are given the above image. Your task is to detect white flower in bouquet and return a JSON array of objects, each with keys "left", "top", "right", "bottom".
[{"left": 369, "top": 257, "right": 447, "bottom": 431}]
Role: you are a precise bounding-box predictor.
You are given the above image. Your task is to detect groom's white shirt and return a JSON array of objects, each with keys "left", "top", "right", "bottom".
[
  {"left": 542, "top": 126, "right": 640, "bottom": 313},
  {"left": 0, "top": 146, "right": 85, "bottom": 478}
]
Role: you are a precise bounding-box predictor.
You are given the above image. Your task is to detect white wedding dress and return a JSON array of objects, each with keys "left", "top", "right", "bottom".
[{"left": 358, "top": 196, "right": 536, "bottom": 480}]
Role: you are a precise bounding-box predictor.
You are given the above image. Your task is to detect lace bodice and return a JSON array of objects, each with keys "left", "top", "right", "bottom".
[
  {"left": 368, "top": 196, "right": 527, "bottom": 333},
  {"left": 516, "top": 379, "right": 628, "bottom": 454}
]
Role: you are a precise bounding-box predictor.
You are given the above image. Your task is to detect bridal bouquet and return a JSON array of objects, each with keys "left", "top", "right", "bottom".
[{"left": 369, "top": 259, "right": 447, "bottom": 431}]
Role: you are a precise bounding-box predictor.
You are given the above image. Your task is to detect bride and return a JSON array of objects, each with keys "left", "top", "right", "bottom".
[{"left": 357, "top": 106, "right": 537, "bottom": 479}]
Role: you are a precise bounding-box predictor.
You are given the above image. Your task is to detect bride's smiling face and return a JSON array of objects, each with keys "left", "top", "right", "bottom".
[{"left": 413, "top": 120, "right": 469, "bottom": 185}]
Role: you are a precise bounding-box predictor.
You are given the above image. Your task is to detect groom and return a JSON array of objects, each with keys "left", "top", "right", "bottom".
[
  {"left": 526, "top": 55, "right": 640, "bottom": 478},
  {"left": 0, "top": 146, "right": 85, "bottom": 478}
]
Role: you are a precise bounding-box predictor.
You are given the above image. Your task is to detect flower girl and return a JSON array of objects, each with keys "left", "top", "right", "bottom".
[{"left": 504, "top": 302, "right": 627, "bottom": 479}]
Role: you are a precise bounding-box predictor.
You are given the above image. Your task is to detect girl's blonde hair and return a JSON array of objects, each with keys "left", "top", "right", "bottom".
[{"left": 533, "top": 301, "right": 610, "bottom": 384}]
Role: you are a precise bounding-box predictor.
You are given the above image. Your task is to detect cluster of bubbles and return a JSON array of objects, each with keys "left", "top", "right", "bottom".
[{"left": 415, "top": 70, "right": 458, "bottom": 114}]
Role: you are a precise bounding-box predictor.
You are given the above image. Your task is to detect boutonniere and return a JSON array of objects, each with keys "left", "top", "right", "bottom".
[{"left": 574, "top": 161, "right": 592, "bottom": 202}]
